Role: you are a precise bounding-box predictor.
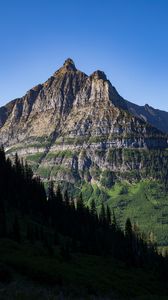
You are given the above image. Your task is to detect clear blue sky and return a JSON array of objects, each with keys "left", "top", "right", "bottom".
[{"left": 0, "top": 0, "right": 168, "bottom": 111}]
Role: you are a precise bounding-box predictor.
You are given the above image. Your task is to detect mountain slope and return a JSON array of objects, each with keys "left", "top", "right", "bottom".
[
  {"left": 0, "top": 59, "right": 168, "bottom": 244},
  {"left": 0, "top": 59, "right": 87, "bottom": 146},
  {"left": 126, "top": 101, "right": 168, "bottom": 134},
  {"left": 0, "top": 59, "right": 167, "bottom": 150}
]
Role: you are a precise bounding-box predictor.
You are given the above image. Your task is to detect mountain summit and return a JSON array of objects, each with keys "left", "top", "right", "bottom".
[{"left": 63, "top": 58, "right": 76, "bottom": 70}]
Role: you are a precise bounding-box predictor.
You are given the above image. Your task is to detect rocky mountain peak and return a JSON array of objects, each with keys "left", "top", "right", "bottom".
[
  {"left": 53, "top": 58, "right": 77, "bottom": 77},
  {"left": 0, "top": 59, "right": 168, "bottom": 154},
  {"left": 145, "top": 104, "right": 150, "bottom": 110},
  {"left": 62, "top": 58, "right": 76, "bottom": 71},
  {"left": 90, "top": 70, "right": 107, "bottom": 81}
]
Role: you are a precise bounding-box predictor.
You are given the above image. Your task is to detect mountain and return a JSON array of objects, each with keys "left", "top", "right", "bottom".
[
  {"left": 0, "top": 58, "right": 167, "bottom": 148},
  {"left": 0, "top": 58, "right": 168, "bottom": 244},
  {"left": 126, "top": 101, "right": 168, "bottom": 134}
]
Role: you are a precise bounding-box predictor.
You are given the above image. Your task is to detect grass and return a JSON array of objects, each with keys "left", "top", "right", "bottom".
[
  {"left": 36, "top": 165, "right": 73, "bottom": 179},
  {"left": 107, "top": 180, "right": 168, "bottom": 245},
  {"left": 0, "top": 239, "right": 167, "bottom": 299},
  {"left": 36, "top": 166, "right": 52, "bottom": 178},
  {"left": 45, "top": 150, "right": 77, "bottom": 160},
  {"left": 51, "top": 166, "right": 71, "bottom": 177},
  {"left": 26, "top": 153, "right": 43, "bottom": 163},
  {"left": 81, "top": 180, "right": 168, "bottom": 245}
]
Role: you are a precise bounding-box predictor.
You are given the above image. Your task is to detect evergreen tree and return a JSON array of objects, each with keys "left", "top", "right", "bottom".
[
  {"left": 125, "top": 218, "right": 134, "bottom": 263},
  {"left": 106, "top": 205, "right": 111, "bottom": 225},
  {"left": 56, "top": 185, "right": 63, "bottom": 204},
  {"left": 125, "top": 218, "right": 132, "bottom": 237},
  {"left": 111, "top": 209, "right": 117, "bottom": 231},
  {"left": 99, "top": 202, "right": 106, "bottom": 226},
  {"left": 90, "top": 199, "right": 96, "bottom": 217},
  {"left": 64, "top": 190, "right": 70, "bottom": 207},
  {"left": 76, "top": 193, "right": 84, "bottom": 211}
]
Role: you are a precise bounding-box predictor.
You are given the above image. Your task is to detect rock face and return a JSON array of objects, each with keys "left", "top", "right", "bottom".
[
  {"left": 0, "top": 59, "right": 168, "bottom": 185},
  {"left": 125, "top": 101, "right": 168, "bottom": 134}
]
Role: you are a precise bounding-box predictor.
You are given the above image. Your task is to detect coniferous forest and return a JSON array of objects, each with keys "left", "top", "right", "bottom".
[{"left": 0, "top": 145, "right": 168, "bottom": 299}]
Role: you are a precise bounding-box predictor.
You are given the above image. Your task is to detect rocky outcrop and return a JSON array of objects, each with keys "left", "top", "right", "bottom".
[
  {"left": 125, "top": 101, "right": 168, "bottom": 134},
  {"left": 0, "top": 59, "right": 168, "bottom": 185}
]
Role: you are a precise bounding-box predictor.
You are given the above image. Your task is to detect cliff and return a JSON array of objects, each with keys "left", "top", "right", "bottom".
[{"left": 0, "top": 58, "right": 167, "bottom": 186}]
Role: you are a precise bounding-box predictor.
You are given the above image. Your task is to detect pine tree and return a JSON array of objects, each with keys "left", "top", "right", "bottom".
[
  {"left": 106, "top": 205, "right": 111, "bottom": 226},
  {"left": 24, "top": 161, "right": 33, "bottom": 181},
  {"left": 125, "top": 218, "right": 133, "bottom": 263},
  {"left": 76, "top": 193, "right": 84, "bottom": 211},
  {"left": 56, "top": 185, "right": 63, "bottom": 204},
  {"left": 111, "top": 209, "right": 117, "bottom": 231},
  {"left": 90, "top": 199, "right": 96, "bottom": 217},
  {"left": 64, "top": 190, "right": 70, "bottom": 207},
  {"left": 14, "top": 153, "right": 22, "bottom": 175},
  {"left": 99, "top": 202, "right": 106, "bottom": 226},
  {"left": 48, "top": 181, "right": 55, "bottom": 203},
  {"left": 47, "top": 181, "right": 56, "bottom": 226},
  {"left": 125, "top": 218, "right": 132, "bottom": 237}
]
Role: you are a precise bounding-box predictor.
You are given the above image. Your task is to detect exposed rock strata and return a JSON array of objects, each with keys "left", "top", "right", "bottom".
[{"left": 0, "top": 59, "right": 168, "bottom": 185}]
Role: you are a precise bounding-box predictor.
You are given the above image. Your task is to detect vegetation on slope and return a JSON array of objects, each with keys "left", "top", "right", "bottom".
[
  {"left": 0, "top": 146, "right": 168, "bottom": 299},
  {"left": 81, "top": 180, "right": 168, "bottom": 246}
]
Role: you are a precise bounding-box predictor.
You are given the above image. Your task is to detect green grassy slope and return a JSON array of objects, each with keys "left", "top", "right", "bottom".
[{"left": 81, "top": 180, "right": 168, "bottom": 246}]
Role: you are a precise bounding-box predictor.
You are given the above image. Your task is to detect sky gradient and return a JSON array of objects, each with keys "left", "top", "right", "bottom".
[{"left": 0, "top": 0, "right": 168, "bottom": 111}]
